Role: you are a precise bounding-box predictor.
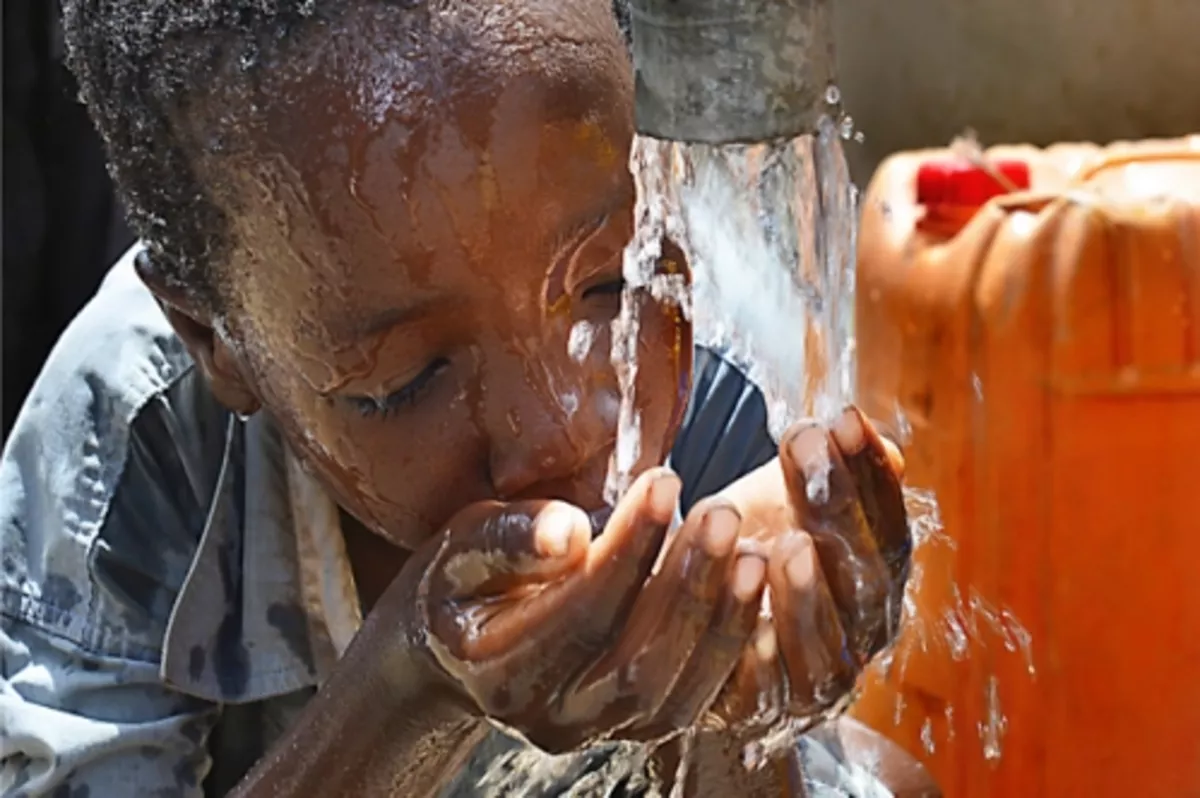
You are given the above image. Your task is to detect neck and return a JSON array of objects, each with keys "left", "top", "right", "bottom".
[{"left": 339, "top": 508, "right": 411, "bottom": 613}]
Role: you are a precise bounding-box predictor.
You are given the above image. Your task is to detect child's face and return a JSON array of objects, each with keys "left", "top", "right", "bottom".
[{"left": 198, "top": 8, "right": 690, "bottom": 550}]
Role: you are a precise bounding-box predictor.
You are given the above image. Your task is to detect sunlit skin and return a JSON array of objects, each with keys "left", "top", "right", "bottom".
[{"left": 136, "top": 1, "right": 932, "bottom": 795}]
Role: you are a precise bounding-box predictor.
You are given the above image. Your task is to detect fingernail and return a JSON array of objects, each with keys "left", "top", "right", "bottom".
[
  {"left": 701, "top": 504, "right": 740, "bottom": 557},
  {"left": 733, "top": 554, "right": 766, "bottom": 602},
  {"left": 831, "top": 407, "right": 866, "bottom": 454},
  {"left": 786, "top": 423, "right": 822, "bottom": 464},
  {"left": 790, "top": 430, "right": 834, "bottom": 507},
  {"left": 784, "top": 537, "right": 817, "bottom": 589},
  {"left": 537, "top": 507, "right": 576, "bottom": 557},
  {"left": 648, "top": 472, "right": 682, "bottom": 520}
]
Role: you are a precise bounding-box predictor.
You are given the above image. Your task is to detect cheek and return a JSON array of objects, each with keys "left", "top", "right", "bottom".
[{"left": 260, "top": 366, "right": 493, "bottom": 550}]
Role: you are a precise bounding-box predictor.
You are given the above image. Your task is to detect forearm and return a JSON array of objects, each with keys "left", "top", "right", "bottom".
[{"left": 229, "top": 619, "right": 487, "bottom": 798}]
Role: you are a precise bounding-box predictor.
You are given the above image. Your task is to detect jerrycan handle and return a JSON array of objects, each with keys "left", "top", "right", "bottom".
[
  {"left": 915, "top": 159, "right": 1031, "bottom": 237},
  {"left": 1074, "top": 141, "right": 1200, "bottom": 182}
]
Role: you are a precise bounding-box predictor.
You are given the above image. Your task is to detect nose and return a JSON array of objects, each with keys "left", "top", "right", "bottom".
[
  {"left": 484, "top": 351, "right": 610, "bottom": 502},
  {"left": 489, "top": 425, "right": 579, "bottom": 500}
]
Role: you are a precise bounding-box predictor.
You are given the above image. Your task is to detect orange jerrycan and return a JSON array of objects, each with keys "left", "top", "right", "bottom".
[{"left": 848, "top": 137, "right": 1200, "bottom": 797}]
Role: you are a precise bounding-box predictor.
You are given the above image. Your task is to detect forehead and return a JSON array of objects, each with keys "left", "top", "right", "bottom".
[{"left": 202, "top": 3, "right": 632, "bottom": 348}]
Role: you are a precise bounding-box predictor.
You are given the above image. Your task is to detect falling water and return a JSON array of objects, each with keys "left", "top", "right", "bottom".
[
  {"left": 599, "top": 90, "right": 1035, "bottom": 789},
  {"left": 601, "top": 93, "right": 859, "bottom": 794},
  {"left": 605, "top": 104, "right": 857, "bottom": 503}
]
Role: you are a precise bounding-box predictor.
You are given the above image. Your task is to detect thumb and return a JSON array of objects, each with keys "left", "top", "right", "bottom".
[{"left": 427, "top": 500, "right": 592, "bottom": 601}]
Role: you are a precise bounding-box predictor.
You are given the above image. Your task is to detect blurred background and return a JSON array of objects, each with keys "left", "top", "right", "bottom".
[
  {"left": 3, "top": 0, "right": 133, "bottom": 440},
  {"left": 4, "top": 0, "right": 1200, "bottom": 441}
]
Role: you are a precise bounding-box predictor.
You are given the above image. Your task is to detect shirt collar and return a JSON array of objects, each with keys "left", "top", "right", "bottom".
[{"left": 160, "top": 412, "right": 363, "bottom": 704}]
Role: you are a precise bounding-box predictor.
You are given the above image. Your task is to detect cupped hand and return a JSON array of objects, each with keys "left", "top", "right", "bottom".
[
  {"left": 389, "top": 406, "right": 908, "bottom": 755},
  {"left": 396, "top": 468, "right": 769, "bottom": 753},
  {"left": 707, "top": 406, "right": 910, "bottom": 734}
]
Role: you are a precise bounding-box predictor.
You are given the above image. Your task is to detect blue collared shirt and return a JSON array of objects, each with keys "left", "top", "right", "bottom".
[{"left": 0, "top": 245, "right": 892, "bottom": 797}]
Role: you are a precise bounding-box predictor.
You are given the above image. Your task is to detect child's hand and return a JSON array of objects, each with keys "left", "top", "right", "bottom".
[
  {"left": 706, "top": 406, "right": 909, "bottom": 732},
  {"left": 390, "top": 467, "right": 766, "bottom": 753},
  {"left": 386, "top": 407, "right": 908, "bottom": 754}
]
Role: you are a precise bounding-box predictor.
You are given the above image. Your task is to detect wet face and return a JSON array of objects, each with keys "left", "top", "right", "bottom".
[{"left": 194, "top": 4, "right": 690, "bottom": 550}]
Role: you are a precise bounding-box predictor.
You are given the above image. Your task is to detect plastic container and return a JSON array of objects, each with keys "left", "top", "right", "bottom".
[{"left": 848, "top": 137, "right": 1200, "bottom": 796}]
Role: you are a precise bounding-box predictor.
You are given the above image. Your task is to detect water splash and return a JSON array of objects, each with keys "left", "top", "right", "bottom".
[
  {"left": 668, "top": 728, "right": 697, "bottom": 798},
  {"left": 979, "top": 676, "right": 1006, "bottom": 761},
  {"left": 886, "top": 486, "right": 1036, "bottom": 770}
]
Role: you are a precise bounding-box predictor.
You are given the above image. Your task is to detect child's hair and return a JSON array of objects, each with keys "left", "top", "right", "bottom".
[{"left": 64, "top": 0, "right": 632, "bottom": 308}]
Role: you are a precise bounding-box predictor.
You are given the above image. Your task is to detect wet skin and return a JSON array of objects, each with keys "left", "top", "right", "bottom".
[{"left": 139, "top": 1, "right": 924, "bottom": 795}]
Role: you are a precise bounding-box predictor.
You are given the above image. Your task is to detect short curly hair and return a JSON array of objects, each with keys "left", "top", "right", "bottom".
[{"left": 64, "top": 0, "right": 632, "bottom": 308}]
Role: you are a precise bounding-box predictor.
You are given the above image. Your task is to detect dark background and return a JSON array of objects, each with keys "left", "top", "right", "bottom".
[{"left": 3, "top": 0, "right": 135, "bottom": 440}]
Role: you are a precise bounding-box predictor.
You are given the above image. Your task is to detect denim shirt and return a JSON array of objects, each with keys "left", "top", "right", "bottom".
[{"left": 0, "top": 245, "right": 892, "bottom": 797}]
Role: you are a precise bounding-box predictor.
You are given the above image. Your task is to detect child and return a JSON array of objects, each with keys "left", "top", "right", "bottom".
[{"left": 0, "top": 0, "right": 936, "bottom": 795}]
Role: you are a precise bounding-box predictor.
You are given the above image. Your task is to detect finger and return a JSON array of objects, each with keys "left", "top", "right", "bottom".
[
  {"left": 781, "top": 422, "right": 891, "bottom": 659},
  {"left": 768, "top": 532, "right": 855, "bottom": 715},
  {"left": 636, "top": 550, "right": 768, "bottom": 737},
  {"left": 833, "top": 407, "right": 911, "bottom": 585},
  {"left": 427, "top": 500, "right": 591, "bottom": 601},
  {"left": 426, "top": 501, "right": 596, "bottom": 662},
  {"left": 454, "top": 470, "right": 677, "bottom": 687},
  {"left": 559, "top": 499, "right": 741, "bottom": 731},
  {"left": 710, "top": 618, "right": 787, "bottom": 733},
  {"left": 567, "top": 467, "right": 681, "bottom": 637}
]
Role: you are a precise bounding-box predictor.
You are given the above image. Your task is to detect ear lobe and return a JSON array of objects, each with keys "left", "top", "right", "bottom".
[
  {"left": 135, "top": 252, "right": 261, "bottom": 417},
  {"left": 159, "top": 304, "right": 262, "bottom": 417},
  {"left": 161, "top": 305, "right": 262, "bottom": 418}
]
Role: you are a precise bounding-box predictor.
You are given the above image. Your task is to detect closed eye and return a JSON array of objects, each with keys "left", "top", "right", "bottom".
[{"left": 347, "top": 358, "right": 450, "bottom": 419}]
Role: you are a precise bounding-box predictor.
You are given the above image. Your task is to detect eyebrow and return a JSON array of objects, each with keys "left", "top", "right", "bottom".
[
  {"left": 330, "top": 299, "right": 441, "bottom": 347},
  {"left": 332, "top": 188, "right": 629, "bottom": 345}
]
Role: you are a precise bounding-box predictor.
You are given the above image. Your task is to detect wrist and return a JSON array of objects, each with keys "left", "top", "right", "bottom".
[{"left": 357, "top": 594, "right": 478, "bottom": 727}]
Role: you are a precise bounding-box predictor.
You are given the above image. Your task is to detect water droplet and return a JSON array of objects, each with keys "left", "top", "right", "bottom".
[
  {"left": 839, "top": 116, "right": 855, "bottom": 140},
  {"left": 824, "top": 85, "right": 841, "bottom": 105},
  {"left": 921, "top": 717, "right": 936, "bottom": 754},
  {"left": 979, "top": 675, "right": 1007, "bottom": 761},
  {"left": 1002, "top": 608, "right": 1037, "bottom": 677},
  {"left": 893, "top": 401, "right": 913, "bottom": 444},
  {"left": 567, "top": 320, "right": 597, "bottom": 362},
  {"left": 972, "top": 372, "right": 984, "bottom": 402},
  {"left": 944, "top": 608, "right": 969, "bottom": 660}
]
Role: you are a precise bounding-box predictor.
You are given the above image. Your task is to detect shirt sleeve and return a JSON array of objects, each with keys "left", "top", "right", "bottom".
[
  {"left": 1, "top": 357, "right": 227, "bottom": 796},
  {"left": 670, "top": 346, "right": 778, "bottom": 513},
  {"left": 1, "top": 620, "right": 220, "bottom": 796}
]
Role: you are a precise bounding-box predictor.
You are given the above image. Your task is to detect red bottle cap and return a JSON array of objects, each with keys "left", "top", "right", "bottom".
[{"left": 916, "top": 159, "right": 1031, "bottom": 207}]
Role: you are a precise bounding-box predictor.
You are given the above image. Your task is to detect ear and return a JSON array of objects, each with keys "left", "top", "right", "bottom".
[{"left": 135, "top": 252, "right": 262, "bottom": 417}]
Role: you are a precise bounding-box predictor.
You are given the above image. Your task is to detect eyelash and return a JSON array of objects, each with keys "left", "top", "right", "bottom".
[{"left": 348, "top": 358, "right": 450, "bottom": 419}]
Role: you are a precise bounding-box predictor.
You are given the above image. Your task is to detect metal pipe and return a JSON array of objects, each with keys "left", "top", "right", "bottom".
[{"left": 629, "top": 0, "right": 835, "bottom": 144}]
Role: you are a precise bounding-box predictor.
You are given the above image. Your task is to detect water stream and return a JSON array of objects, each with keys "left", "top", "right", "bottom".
[
  {"left": 604, "top": 107, "right": 858, "bottom": 503},
  {"left": 600, "top": 95, "right": 1033, "bottom": 791}
]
